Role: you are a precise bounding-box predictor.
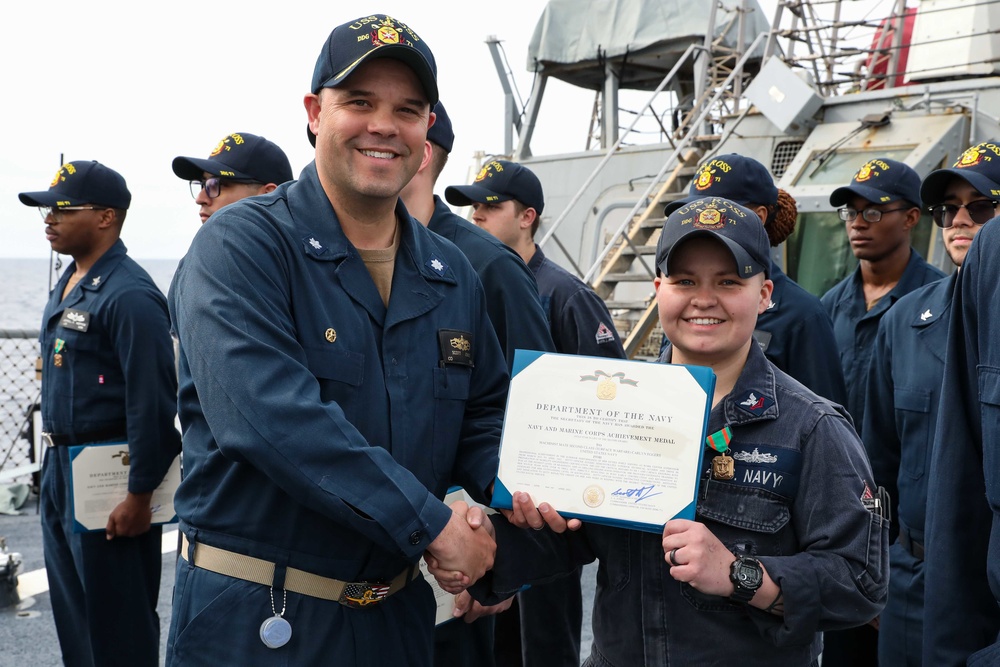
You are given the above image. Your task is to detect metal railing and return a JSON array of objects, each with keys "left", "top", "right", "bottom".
[
  {"left": 582, "top": 32, "right": 768, "bottom": 284},
  {"left": 536, "top": 43, "right": 701, "bottom": 254},
  {"left": 0, "top": 330, "right": 41, "bottom": 485}
]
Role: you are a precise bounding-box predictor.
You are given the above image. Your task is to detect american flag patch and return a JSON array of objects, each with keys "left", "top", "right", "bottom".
[{"left": 341, "top": 582, "right": 391, "bottom": 608}]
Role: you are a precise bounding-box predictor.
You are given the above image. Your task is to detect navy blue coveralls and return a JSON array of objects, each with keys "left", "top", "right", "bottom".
[
  {"left": 504, "top": 242, "right": 627, "bottom": 667},
  {"left": 39, "top": 239, "right": 180, "bottom": 667},
  {"left": 923, "top": 221, "right": 1000, "bottom": 666},
  {"left": 426, "top": 196, "right": 555, "bottom": 667},
  {"left": 863, "top": 273, "right": 954, "bottom": 666},
  {"left": 482, "top": 342, "right": 888, "bottom": 666},
  {"left": 821, "top": 249, "right": 945, "bottom": 428},
  {"left": 528, "top": 243, "right": 626, "bottom": 361},
  {"left": 428, "top": 196, "right": 555, "bottom": 374},
  {"left": 755, "top": 263, "right": 847, "bottom": 406},
  {"left": 166, "top": 164, "right": 509, "bottom": 667}
]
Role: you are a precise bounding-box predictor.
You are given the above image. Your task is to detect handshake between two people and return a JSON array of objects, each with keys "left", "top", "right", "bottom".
[
  {"left": 426, "top": 490, "right": 776, "bottom": 612},
  {"left": 422, "top": 491, "right": 584, "bottom": 623},
  {"left": 423, "top": 491, "right": 585, "bottom": 593}
]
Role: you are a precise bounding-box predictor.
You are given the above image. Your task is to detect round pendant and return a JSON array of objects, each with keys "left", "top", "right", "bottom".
[{"left": 259, "top": 615, "right": 292, "bottom": 649}]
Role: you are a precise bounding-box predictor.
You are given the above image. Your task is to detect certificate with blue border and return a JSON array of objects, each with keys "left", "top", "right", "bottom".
[
  {"left": 68, "top": 442, "right": 181, "bottom": 533},
  {"left": 492, "top": 351, "right": 715, "bottom": 534}
]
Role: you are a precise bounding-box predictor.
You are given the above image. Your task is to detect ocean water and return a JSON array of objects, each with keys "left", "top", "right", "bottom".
[{"left": 0, "top": 256, "right": 180, "bottom": 331}]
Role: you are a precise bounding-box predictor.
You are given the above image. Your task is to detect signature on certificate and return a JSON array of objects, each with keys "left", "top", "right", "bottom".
[{"left": 611, "top": 484, "right": 662, "bottom": 504}]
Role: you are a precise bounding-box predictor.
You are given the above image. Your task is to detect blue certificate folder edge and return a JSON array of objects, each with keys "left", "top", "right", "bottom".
[
  {"left": 491, "top": 349, "right": 715, "bottom": 535},
  {"left": 68, "top": 441, "right": 178, "bottom": 533}
]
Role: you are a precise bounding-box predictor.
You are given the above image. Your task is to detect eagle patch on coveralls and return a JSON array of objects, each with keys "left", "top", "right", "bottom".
[{"left": 736, "top": 390, "right": 774, "bottom": 414}]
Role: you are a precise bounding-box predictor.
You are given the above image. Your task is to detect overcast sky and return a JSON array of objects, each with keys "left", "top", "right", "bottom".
[
  {"left": 1, "top": 0, "right": 851, "bottom": 260},
  {"left": 1, "top": 0, "right": 603, "bottom": 259}
]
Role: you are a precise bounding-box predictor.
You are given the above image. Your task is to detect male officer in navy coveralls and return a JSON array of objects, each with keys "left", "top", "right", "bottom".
[
  {"left": 447, "top": 159, "right": 625, "bottom": 667},
  {"left": 822, "top": 157, "right": 943, "bottom": 666},
  {"left": 863, "top": 142, "right": 997, "bottom": 666},
  {"left": 166, "top": 14, "right": 506, "bottom": 667},
  {"left": 922, "top": 141, "right": 1000, "bottom": 666},
  {"left": 19, "top": 161, "right": 181, "bottom": 667},
  {"left": 172, "top": 131, "right": 293, "bottom": 225},
  {"left": 400, "top": 102, "right": 556, "bottom": 666},
  {"left": 664, "top": 154, "right": 847, "bottom": 405}
]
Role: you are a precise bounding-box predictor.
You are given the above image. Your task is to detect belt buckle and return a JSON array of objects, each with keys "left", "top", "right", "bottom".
[
  {"left": 41, "top": 432, "right": 55, "bottom": 448},
  {"left": 339, "top": 581, "right": 391, "bottom": 608}
]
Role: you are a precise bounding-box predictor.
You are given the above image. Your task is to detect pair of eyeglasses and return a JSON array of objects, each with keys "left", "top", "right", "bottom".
[
  {"left": 38, "top": 205, "right": 107, "bottom": 222},
  {"left": 837, "top": 206, "right": 911, "bottom": 223},
  {"left": 189, "top": 177, "right": 225, "bottom": 200},
  {"left": 928, "top": 200, "right": 999, "bottom": 228},
  {"left": 189, "top": 177, "right": 261, "bottom": 200}
]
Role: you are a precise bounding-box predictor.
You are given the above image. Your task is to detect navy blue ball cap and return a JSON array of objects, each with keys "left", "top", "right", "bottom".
[
  {"left": 19, "top": 160, "right": 131, "bottom": 210},
  {"left": 172, "top": 132, "right": 292, "bottom": 185},
  {"left": 656, "top": 197, "right": 770, "bottom": 279},
  {"left": 427, "top": 101, "right": 454, "bottom": 153},
  {"left": 920, "top": 140, "right": 1000, "bottom": 205},
  {"left": 445, "top": 159, "right": 544, "bottom": 214},
  {"left": 307, "top": 15, "right": 437, "bottom": 146},
  {"left": 311, "top": 14, "right": 437, "bottom": 102},
  {"left": 829, "top": 158, "right": 922, "bottom": 208},
  {"left": 664, "top": 154, "right": 778, "bottom": 216}
]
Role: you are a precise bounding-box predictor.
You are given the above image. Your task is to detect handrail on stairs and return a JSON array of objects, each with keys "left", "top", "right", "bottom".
[
  {"left": 536, "top": 43, "right": 701, "bottom": 256},
  {"left": 582, "top": 31, "right": 768, "bottom": 286}
]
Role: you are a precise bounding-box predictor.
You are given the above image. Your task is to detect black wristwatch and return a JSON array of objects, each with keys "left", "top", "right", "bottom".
[{"left": 729, "top": 555, "right": 763, "bottom": 603}]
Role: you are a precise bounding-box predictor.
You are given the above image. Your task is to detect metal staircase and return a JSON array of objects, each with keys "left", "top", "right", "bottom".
[
  {"left": 487, "top": 0, "right": 772, "bottom": 359},
  {"left": 589, "top": 153, "right": 702, "bottom": 358},
  {"left": 571, "top": 31, "right": 768, "bottom": 359}
]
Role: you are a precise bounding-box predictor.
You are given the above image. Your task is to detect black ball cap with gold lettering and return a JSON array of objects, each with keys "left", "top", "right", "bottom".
[
  {"left": 19, "top": 160, "right": 131, "bottom": 210},
  {"left": 656, "top": 197, "right": 770, "bottom": 279},
  {"left": 172, "top": 132, "right": 293, "bottom": 185},
  {"left": 829, "top": 158, "right": 921, "bottom": 208},
  {"left": 664, "top": 153, "right": 778, "bottom": 216},
  {"left": 444, "top": 159, "right": 545, "bottom": 215},
  {"left": 308, "top": 14, "right": 437, "bottom": 146},
  {"left": 920, "top": 140, "right": 1000, "bottom": 205}
]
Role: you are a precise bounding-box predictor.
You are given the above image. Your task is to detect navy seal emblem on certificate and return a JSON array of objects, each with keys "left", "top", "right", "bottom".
[{"left": 492, "top": 350, "right": 715, "bottom": 533}]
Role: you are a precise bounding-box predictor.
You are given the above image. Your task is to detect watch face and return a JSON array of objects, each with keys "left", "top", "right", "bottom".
[{"left": 736, "top": 560, "right": 763, "bottom": 589}]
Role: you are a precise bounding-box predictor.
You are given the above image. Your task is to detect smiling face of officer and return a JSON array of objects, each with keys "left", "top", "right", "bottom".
[
  {"left": 939, "top": 179, "right": 994, "bottom": 267},
  {"left": 305, "top": 58, "right": 435, "bottom": 205}
]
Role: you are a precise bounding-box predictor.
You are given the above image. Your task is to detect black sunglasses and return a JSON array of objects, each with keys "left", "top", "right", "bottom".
[{"left": 928, "top": 200, "right": 999, "bottom": 228}]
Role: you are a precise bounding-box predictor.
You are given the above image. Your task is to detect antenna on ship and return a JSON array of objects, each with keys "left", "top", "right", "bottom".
[{"left": 47, "top": 153, "right": 64, "bottom": 293}]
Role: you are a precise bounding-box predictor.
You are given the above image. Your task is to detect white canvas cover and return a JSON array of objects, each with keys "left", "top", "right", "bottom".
[{"left": 526, "top": 0, "right": 771, "bottom": 90}]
